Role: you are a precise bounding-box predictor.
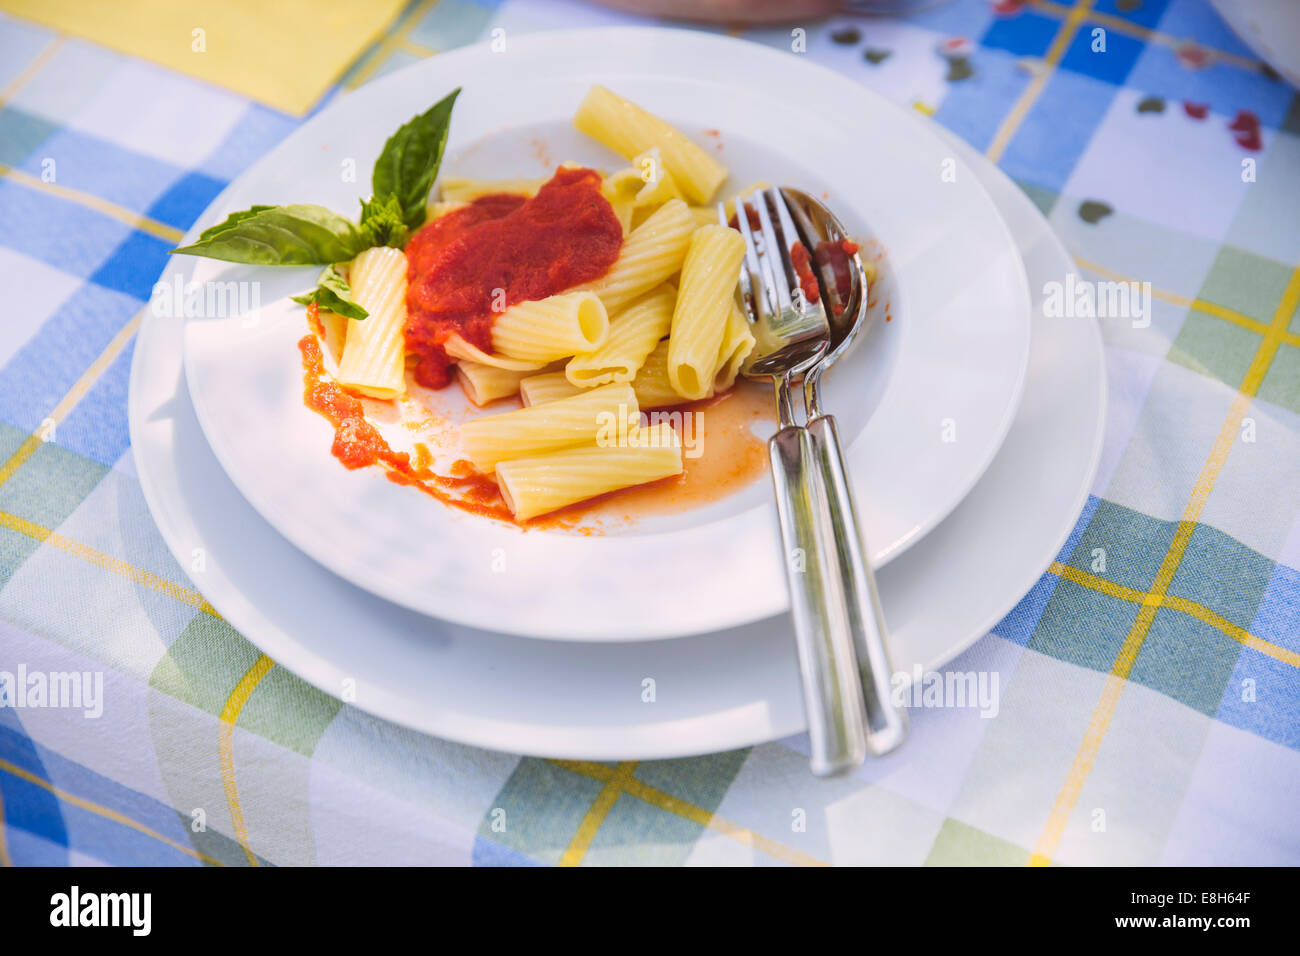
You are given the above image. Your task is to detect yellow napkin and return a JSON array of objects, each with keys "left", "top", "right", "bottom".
[{"left": 0, "top": 0, "right": 408, "bottom": 115}]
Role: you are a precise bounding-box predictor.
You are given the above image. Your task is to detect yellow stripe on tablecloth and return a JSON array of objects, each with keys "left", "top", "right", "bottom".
[
  {"left": 0, "top": 510, "right": 218, "bottom": 615},
  {"left": 552, "top": 760, "right": 828, "bottom": 867},
  {"left": 218, "top": 654, "right": 274, "bottom": 867},
  {"left": 558, "top": 762, "right": 635, "bottom": 867},
  {"left": 0, "top": 0, "right": 407, "bottom": 116},
  {"left": 345, "top": 0, "right": 440, "bottom": 90},
  {"left": 0, "top": 757, "right": 226, "bottom": 865},
  {"left": 0, "top": 310, "right": 143, "bottom": 493},
  {"left": 0, "top": 164, "right": 183, "bottom": 243},
  {"left": 986, "top": 0, "right": 1094, "bottom": 164},
  {"left": 1073, "top": 257, "right": 1300, "bottom": 348},
  {"left": 1030, "top": 0, "right": 1271, "bottom": 75},
  {"left": 1029, "top": 262, "right": 1300, "bottom": 866},
  {"left": 1050, "top": 563, "right": 1300, "bottom": 669},
  {"left": 0, "top": 34, "right": 64, "bottom": 106}
]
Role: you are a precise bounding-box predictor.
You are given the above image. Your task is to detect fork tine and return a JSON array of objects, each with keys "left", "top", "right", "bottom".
[
  {"left": 730, "top": 194, "right": 773, "bottom": 322},
  {"left": 754, "top": 189, "right": 794, "bottom": 316},
  {"left": 769, "top": 187, "right": 818, "bottom": 312}
]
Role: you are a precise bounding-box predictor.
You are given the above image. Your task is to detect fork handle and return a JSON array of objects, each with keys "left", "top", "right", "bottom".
[
  {"left": 807, "top": 414, "right": 908, "bottom": 756},
  {"left": 768, "top": 424, "right": 869, "bottom": 776}
]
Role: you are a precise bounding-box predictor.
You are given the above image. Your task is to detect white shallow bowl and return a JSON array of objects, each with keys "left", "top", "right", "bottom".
[
  {"left": 177, "top": 27, "right": 1031, "bottom": 641},
  {"left": 129, "top": 115, "right": 1105, "bottom": 759}
]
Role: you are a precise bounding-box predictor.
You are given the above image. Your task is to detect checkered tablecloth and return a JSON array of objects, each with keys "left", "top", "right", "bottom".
[{"left": 1, "top": 0, "right": 1297, "bottom": 866}]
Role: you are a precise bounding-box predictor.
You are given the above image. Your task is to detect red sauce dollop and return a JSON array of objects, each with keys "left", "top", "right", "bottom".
[{"left": 404, "top": 166, "right": 623, "bottom": 388}]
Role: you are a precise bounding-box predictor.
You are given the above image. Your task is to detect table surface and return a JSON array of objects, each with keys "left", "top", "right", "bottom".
[{"left": 0, "top": 0, "right": 1297, "bottom": 866}]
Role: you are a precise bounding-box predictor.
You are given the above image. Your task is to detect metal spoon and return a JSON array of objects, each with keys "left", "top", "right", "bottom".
[{"left": 782, "top": 187, "right": 908, "bottom": 756}]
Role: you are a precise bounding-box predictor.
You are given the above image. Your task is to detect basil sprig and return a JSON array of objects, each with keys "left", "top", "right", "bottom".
[
  {"left": 169, "top": 88, "right": 463, "bottom": 316},
  {"left": 290, "top": 265, "right": 367, "bottom": 320},
  {"left": 372, "top": 88, "right": 460, "bottom": 230},
  {"left": 358, "top": 193, "right": 411, "bottom": 249}
]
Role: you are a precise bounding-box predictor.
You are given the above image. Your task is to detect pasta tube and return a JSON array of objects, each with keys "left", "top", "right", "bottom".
[
  {"left": 520, "top": 371, "right": 585, "bottom": 407},
  {"left": 713, "top": 298, "right": 756, "bottom": 392},
  {"left": 667, "top": 225, "right": 745, "bottom": 400},
  {"left": 688, "top": 205, "right": 720, "bottom": 230},
  {"left": 460, "top": 382, "right": 638, "bottom": 472},
  {"left": 438, "top": 176, "right": 544, "bottom": 201},
  {"left": 316, "top": 309, "right": 348, "bottom": 369},
  {"left": 427, "top": 199, "right": 469, "bottom": 221},
  {"left": 495, "top": 422, "right": 683, "bottom": 520},
  {"left": 602, "top": 168, "right": 643, "bottom": 234},
  {"left": 574, "top": 85, "right": 726, "bottom": 204},
  {"left": 630, "top": 147, "right": 683, "bottom": 207},
  {"left": 456, "top": 361, "right": 531, "bottom": 406},
  {"left": 444, "top": 334, "right": 549, "bottom": 371},
  {"left": 566, "top": 284, "right": 675, "bottom": 387},
  {"left": 337, "top": 246, "right": 408, "bottom": 399},
  {"left": 575, "top": 199, "right": 694, "bottom": 314},
  {"left": 491, "top": 291, "right": 609, "bottom": 363},
  {"left": 631, "top": 341, "right": 689, "bottom": 409}
]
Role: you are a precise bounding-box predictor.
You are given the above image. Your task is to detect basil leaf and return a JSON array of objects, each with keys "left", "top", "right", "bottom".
[
  {"left": 372, "top": 87, "right": 460, "bottom": 230},
  {"left": 358, "top": 193, "right": 410, "bottom": 249},
  {"left": 290, "top": 265, "right": 368, "bottom": 320},
  {"left": 194, "top": 205, "right": 276, "bottom": 243},
  {"left": 171, "top": 204, "right": 369, "bottom": 265}
]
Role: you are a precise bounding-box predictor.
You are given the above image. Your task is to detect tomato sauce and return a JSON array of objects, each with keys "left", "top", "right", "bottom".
[
  {"left": 403, "top": 165, "right": 623, "bottom": 388},
  {"left": 298, "top": 312, "right": 511, "bottom": 521}
]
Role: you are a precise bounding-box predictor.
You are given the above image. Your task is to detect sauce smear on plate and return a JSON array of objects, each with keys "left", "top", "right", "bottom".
[{"left": 298, "top": 316, "right": 511, "bottom": 521}]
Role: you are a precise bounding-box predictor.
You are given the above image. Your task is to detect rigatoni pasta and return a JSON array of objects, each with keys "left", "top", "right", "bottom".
[
  {"left": 713, "top": 298, "right": 756, "bottom": 393},
  {"left": 631, "top": 341, "right": 688, "bottom": 409},
  {"left": 629, "top": 147, "right": 684, "bottom": 207},
  {"left": 574, "top": 85, "right": 726, "bottom": 204},
  {"left": 460, "top": 382, "right": 638, "bottom": 472},
  {"left": 337, "top": 246, "right": 408, "bottom": 399},
  {"left": 601, "top": 168, "right": 643, "bottom": 234},
  {"left": 575, "top": 199, "right": 694, "bottom": 314},
  {"left": 444, "top": 333, "right": 550, "bottom": 371},
  {"left": 566, "top": 284, "right": 675, "bottom": 386},
  {"left": 667, "top": 225, "right": 746, "bottom": 401},
  {"left": 456, "top": 361, "right": 533, "bottom": 406},
  {"left": 519, "top": 371, "right": 585, "bottom": 407},
  {"left": 438, "top": 176, "right": 544, "bottom": 201},
  {"left": 495, "top": 422, "right": 683, "bottom": 520},
  {"left": 491, "top": 291, "right": 610, "bottom": 362}
]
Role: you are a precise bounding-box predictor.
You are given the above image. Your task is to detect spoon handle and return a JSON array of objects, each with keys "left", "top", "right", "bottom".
[
  {"left": 768, "top": 423, "right": 869, "bottom": 776},
  {"left": 806, "top": 413, "right": 908, "bottom": 755}
]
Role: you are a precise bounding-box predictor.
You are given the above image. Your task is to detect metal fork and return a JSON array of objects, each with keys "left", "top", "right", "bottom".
[{"left": 720, "top": 189, "right": 870, "bottom": 776}]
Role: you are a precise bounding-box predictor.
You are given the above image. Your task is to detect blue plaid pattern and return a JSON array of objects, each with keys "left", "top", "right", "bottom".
[{"left": 0, "top": 0, "right": 1297, "bottom": 866}]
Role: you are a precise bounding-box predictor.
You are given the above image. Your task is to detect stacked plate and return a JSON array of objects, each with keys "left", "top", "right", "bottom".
[{"left": 129, "top": 28, "right": 1105, "bottom": 759}]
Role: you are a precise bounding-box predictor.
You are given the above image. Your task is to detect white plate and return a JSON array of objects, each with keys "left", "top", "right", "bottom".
[
  {"left": 177, "top": 28, "right": 1031, "bottom": 641},
  {"left": 129, "top": 122, "right": 1104, "bottom": 760}
]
